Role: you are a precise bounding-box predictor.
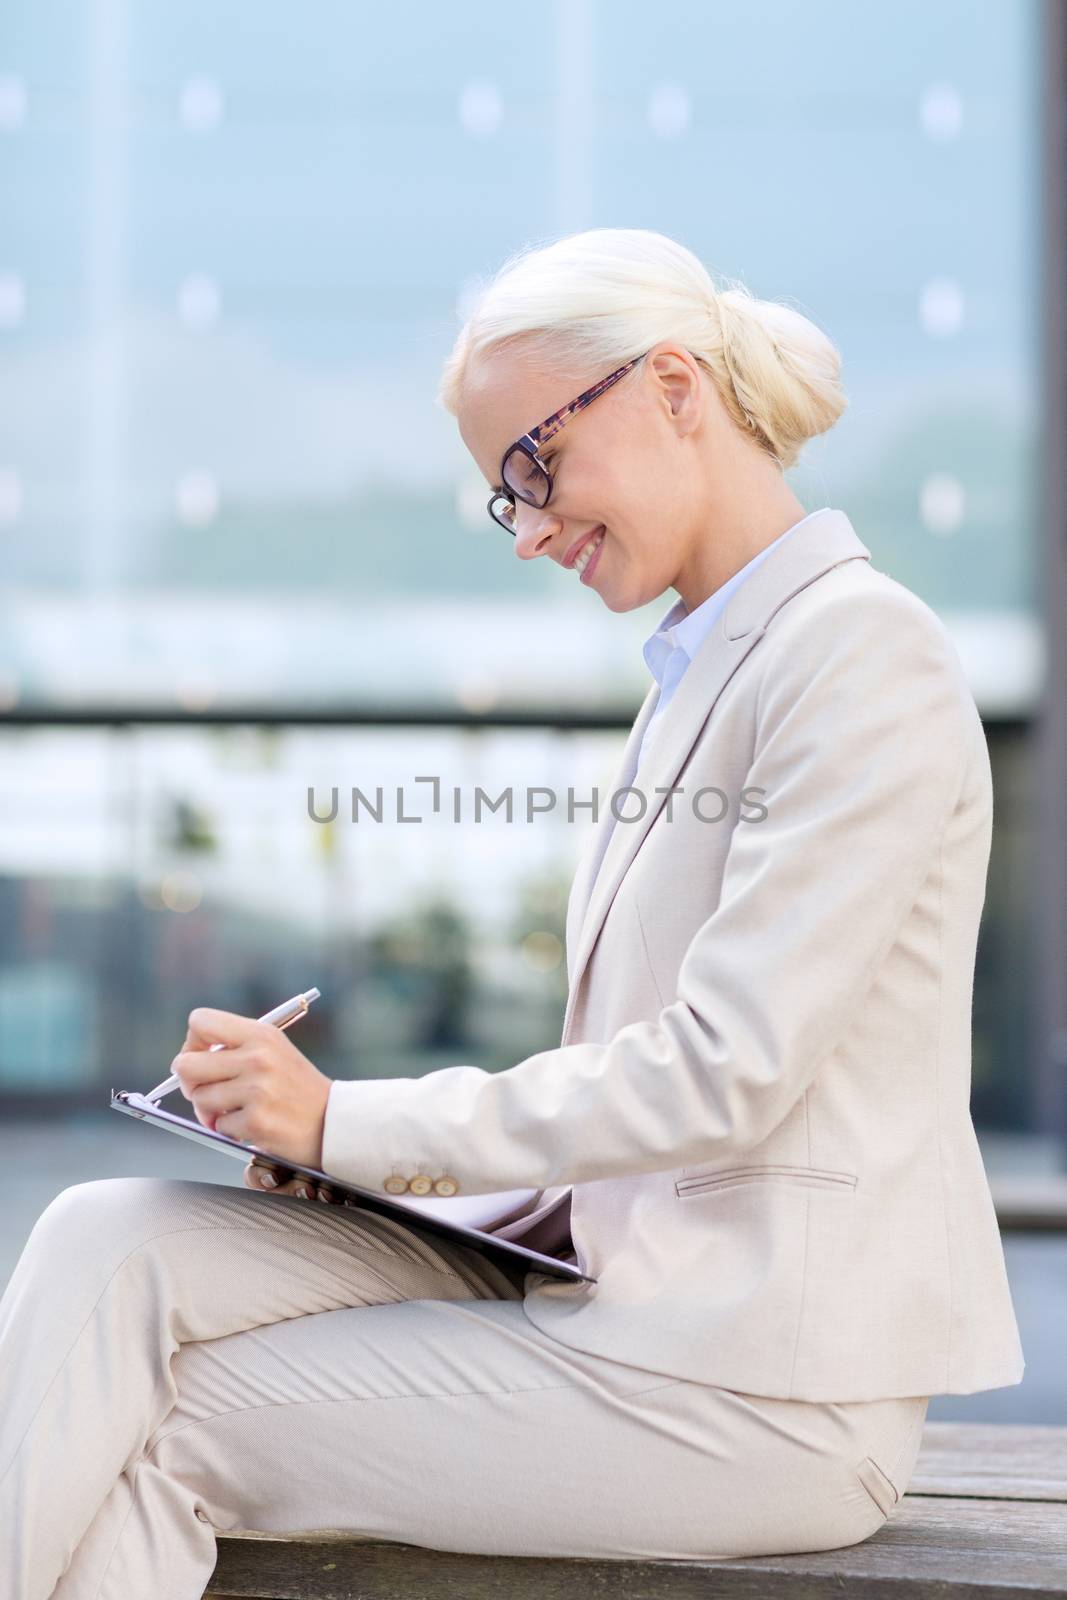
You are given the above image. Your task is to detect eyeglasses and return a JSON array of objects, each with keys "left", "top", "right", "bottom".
[{"left": 486, "top": 352, "right": 648, "bottom": 535}]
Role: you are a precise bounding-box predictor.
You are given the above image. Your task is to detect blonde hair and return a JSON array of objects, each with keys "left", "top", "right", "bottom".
[{"left": 437, "top": 227, "right": 847, "bottom": 471}]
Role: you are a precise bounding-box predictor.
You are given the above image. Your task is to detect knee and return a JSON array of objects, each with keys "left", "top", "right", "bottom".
[
  {"left": 36, "top": 1175, "right": 169, "bottom": 1230},
  {"left": 28, "top": 1177, "right": 209, "bottom": 1270}
]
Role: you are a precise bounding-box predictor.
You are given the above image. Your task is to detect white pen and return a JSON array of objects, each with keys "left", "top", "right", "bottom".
[{"left": 143, "top": 987, "right": 322, "bottom": 1104}]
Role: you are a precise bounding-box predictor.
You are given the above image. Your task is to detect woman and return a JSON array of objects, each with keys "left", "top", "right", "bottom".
[{"left": 0, "top": 228, "right": 1024, "bottom": 1596}]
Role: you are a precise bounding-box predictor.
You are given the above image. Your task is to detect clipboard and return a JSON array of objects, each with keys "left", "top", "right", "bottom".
[{"left": 110, "top": 1089, "right": 595, "bottom": 1286}]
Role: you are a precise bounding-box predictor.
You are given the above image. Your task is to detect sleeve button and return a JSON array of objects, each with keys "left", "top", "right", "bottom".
[
  {"left": 433, "top": 1176, "right": 459, "bottom": 1196},
  {"left": 408, "top": 1174, "right": 433, "bottom": 1195},
  {"left": 383, "top": 1176, "right": 409, "bottom": 1194}
]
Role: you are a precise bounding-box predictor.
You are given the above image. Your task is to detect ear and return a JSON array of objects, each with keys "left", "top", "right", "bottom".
[{"left": 648, "top": 344, "right": 704, "bottom": 434}]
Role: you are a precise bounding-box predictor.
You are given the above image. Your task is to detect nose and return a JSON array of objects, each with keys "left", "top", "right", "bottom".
[{"left": 513, "top": 500, "right": 562, "bottom": 560}]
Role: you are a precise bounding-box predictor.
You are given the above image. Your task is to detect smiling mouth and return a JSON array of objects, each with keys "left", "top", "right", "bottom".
[{"left": 572, "top": 528, "right": 605, "bottom": 575}]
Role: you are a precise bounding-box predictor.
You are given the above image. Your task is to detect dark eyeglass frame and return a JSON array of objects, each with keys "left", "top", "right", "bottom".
[{"left": 487, "top": 352, "right": 649, "bottom": 535}]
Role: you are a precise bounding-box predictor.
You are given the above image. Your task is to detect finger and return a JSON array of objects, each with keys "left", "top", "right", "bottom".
[
  {"left": 176, "top": 1008, "right": 244, "bottom": 1057},
  {"left": 186, "top": 1090, "right": 237, "bottom": 1134},
  {"left": 245, "top": 1161, "right": 290, "bottom": 1191},
  {"left": 175, "top": 1027, "right": 220, "bottom": 1056},
  {"left": 186, "top": 1007, "right": 266, "bottom": 1052},
  {"left": 171, "top": 1047, "right": 244, "bottom": 1098},
  {"left": 276, "top": 1176, "right": 315, "bottom": 1200},
  {"left": 254, "top": 1168, "right": 313, "bottom": 1200},
  {"left": 186, "top": 1079, "right": 247, "bottom": 1121},
  {"left": 244, "top": 1159, "right": 324, "bottom": 1203}
]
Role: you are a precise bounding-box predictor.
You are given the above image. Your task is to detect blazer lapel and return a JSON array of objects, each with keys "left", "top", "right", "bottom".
[
  {"left": 563, "top": 679, "right": 660, "bottom": 986},
  {"left": 560, "top": 508, "right": 872, "bottom": 1046}
]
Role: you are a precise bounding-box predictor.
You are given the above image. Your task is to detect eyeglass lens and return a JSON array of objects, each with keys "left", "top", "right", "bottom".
[
  {"left": 491, "top": 495, "right": 517, "bottom": 533},
  {"left": 502, "top": 445, "right": 550, "bottom": 508}
]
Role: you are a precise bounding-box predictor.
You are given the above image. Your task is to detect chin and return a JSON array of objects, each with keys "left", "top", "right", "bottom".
[
  {"left": 598, "top": 585, "right": 636, "bottom": 614},
  {"left": 607, "top": 577, "right": 669, "bottom": 615}
]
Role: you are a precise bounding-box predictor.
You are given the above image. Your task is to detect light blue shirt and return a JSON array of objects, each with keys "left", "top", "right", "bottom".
[{"left": 636, "top": 508, "right": 830, "bottom": 773}]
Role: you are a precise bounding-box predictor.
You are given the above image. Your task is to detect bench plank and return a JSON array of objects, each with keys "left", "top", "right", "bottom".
[
  {"left": 910, "top": 1422, "right": 1067, "bottom": 1501},
  {"left": 205, "top": 1500, "right": 1067, "bottom": 1600}
]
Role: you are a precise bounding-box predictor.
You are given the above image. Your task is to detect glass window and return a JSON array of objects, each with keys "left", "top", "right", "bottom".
[{"left": 0, "top": 0, "right": 1041, "bottom": 717}]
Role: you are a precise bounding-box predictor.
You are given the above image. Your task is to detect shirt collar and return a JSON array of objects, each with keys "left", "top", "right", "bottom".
[{"left": 641, "top": 596, "right": 688, "bottom": 684}]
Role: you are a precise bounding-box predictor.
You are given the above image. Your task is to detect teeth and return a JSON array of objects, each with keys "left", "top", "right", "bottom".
[{"left": 574, "top": 530, "right": 604, "bottom": 573}]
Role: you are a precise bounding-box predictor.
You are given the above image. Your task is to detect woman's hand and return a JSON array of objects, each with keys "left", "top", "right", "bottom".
[
  {"left": 242, "top": 1157, "right": 345, "bottom": 1205},
  {"left": 171, "top": 1006, "right": 333, "bottom": 1170}
]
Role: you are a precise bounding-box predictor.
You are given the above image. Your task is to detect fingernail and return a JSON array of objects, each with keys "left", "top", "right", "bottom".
[
  {"left": 295, "top": 1185, "right": 312, "bottom": 1200},
  {"left": 317, "top": 1189, "right": 332, "bottom": 1203},
  {"left": 259, "top": 1171, "right": 277, "bottom": 1188}
]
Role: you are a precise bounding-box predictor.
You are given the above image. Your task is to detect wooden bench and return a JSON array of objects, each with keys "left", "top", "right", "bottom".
[{"left": 204, "top": 1421, "right": 1067, "bottom": 1598}]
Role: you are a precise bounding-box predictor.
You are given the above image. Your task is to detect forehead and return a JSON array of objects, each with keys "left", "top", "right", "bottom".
[{"left": 457, "top": 343, "right": 586, "bottom": 483}]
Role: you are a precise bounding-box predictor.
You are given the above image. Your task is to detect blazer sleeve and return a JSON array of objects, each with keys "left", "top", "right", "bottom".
[{"left": 320, "top": 587, "right": 980, "bottom": 1195}]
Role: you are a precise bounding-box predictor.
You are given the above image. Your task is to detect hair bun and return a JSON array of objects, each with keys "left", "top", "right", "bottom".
[{"left": 710, "top": 280, "right": 847, "bottom": 467}]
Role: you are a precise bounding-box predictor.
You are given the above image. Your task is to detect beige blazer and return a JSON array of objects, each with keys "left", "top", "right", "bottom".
[{"left": 322, "top": 507, "right": 1025, "bottom": 1402}]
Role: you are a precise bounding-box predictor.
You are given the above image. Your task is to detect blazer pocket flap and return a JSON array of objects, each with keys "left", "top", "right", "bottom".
[{"left": 675, "top": 1163, "right": 858, "bottom": 1197}]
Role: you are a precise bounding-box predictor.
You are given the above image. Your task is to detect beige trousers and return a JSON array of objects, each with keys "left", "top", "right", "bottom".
[{"left": 0, "top": 1177, "right": 929, "bottom": 1598}]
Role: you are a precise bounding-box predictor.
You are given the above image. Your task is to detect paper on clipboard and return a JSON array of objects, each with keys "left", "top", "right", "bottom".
[{"left": 381, "top": 1187, "right": 543, "bottom": 1229}]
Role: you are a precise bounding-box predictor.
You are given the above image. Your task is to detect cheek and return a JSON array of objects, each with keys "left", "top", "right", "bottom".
[
  {"left": 614, "top": 445, "right": 675, "bottom": 518},
  {"left": 574, "top": 455, "right": 676, "bottom": 572}
]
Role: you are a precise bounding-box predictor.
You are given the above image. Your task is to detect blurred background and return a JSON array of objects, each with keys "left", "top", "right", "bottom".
[{"left": 1, "top": 0, "right": 1065, "bottom": 1422}]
